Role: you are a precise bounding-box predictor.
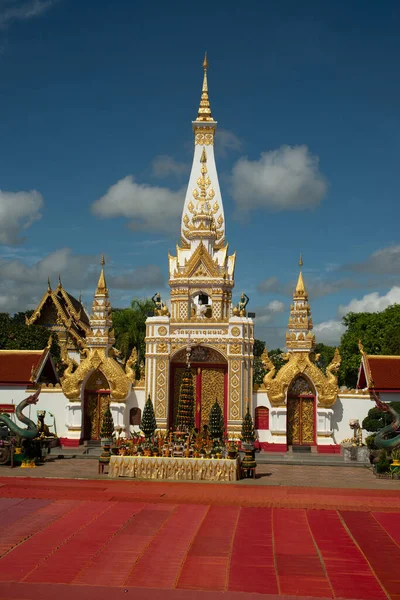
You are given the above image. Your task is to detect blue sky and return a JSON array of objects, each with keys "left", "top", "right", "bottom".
[{"left": 1, "top": 0, "right": 400, "bottom": 348}]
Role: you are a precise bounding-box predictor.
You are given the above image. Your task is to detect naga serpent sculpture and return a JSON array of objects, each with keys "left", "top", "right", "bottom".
[
  {"left": 0, "top": 387, "right": 41, "bottom": 440},
  {"left": 372, "top": 390, "right": 400, "bottom": 450}
]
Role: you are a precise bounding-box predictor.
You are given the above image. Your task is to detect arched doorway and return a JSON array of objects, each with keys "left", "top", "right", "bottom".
[
  {"left": 83, "top": 370, "right": 111, "bottom": 440},
  {"left": 287, "top": 375, "right": 316, "bottom": 446},
  {"left": 169, "top": 346, "right": 227, "bottom": 430}
]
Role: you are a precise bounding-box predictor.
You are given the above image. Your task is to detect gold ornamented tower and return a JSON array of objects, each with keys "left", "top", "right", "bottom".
[
  {"left": 261, "top": 257, "right": 341, "bottom": 447},
  {"left": 145, "top": 56, "right": 254, "bottom": 433}
]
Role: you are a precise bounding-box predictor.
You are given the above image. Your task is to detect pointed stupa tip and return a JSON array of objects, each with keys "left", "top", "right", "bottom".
[
  {"left": 47, "top": 277, "right": 52, "bottom": 292},
  {"left": 57, "top": 273, "right": 62, "bottom": 288},
  {"left": 295, "top": 254, "right": 306, "bottom": 296},
  {"left": 196, "top": 52, "right": 213, "bottom": 122},
  {"left": 96, "top": 254, "right": 107, "bottom": 294}
]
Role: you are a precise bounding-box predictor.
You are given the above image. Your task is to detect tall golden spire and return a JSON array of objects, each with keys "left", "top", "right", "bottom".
[
  {"left": 286, "top": 254, "right": 314, "bottom": 351},
  {"left": 295, "top": 253, "right": 307, "bottom": 298},
  {"left": 96, "top": 254, "right": 107, "bottom": 295},
  {"left": 196, "top": 52, "right": 213, "bottom": 122},
  {"left": 47, "top": 277, "right": 51, "bottom": 293}
]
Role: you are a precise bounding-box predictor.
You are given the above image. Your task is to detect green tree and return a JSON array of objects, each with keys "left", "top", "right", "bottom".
[
  {"left": 141, "top": 394, "right": 157, "bottom": 439},
  {"left": 176, "top": 367, "right": 195, "bottom": 432},
  {"left": 314, "top": 343, "right": 336, "bottom": 374},
  {"left": 241, "top": 403, "right": 256, "bottom": 443},
  {"left": 253, "top": 344, "right": 286, "bottom": 385},
  {"left": 338, "top": 305, "right": 400, "bottom": 388},
  {"left": 0, "top": 312, "right": 62, "bottom": 374},
  {"left": 112, "top": 297, "right": 154, "bottom": 363},
  {"left": 208, "top": 400, "right": 224, "bottom": 441},
  {"left": 100, "top": 403, "right": 115, "bottom": 440}
]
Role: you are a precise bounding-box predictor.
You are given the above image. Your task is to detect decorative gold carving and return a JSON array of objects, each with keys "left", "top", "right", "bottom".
[
  {"left": 229, "top": 344, "right": 241, "bottom": 354},
  {"left": 194, "top": 127, "right": 215, "bottom": 145},
  {"left": 229, "top": 359, "right": 241, "bottom": 420},
  {"left": 287, "top": 397, "right": 315, "bottom": 445},
  {"left": 158, "top": 326, "right": 168, "bottom": 336},
  {"left": 201, "top": 368, "right": 225, "bottom": 426},
  {"left": 62, "top": 347, "right": 131, "bottom": 401},
  {"left": 231, "top": 327, "right": 241, "bottom": 337},
  {"left": 172, "top": 345, "right": 227, "bottom": 364},
  {"left": 125, "top": 348, "right": 137, "bottom": 384},
  {"left": 156, "top": 343, "right": 168, "bottom": 353},
  {"left": 155, "top": 358, "right": 168, "bottom": 419},
  {"left": 262, "top": 348, "right": 341, "bottom": 408},
  {"left": 85, "top": 392, "right": 110, "bottom": 440}
]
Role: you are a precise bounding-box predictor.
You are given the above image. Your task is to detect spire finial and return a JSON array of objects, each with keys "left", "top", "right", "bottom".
[
  {"left": 58, "top": 273, "right": 62, "bottom": 288},
  {"left": 299, "top": 253, "right": 303, "bottom": 267},
  {"left": 47, "top": 277, "right": 51, "bottom": 292},
  {"left": 196, "top": 53, "right": 213, "bottom": 122},
  {"left": 101, "top": 253, "right": 105, "bottom": 266}
]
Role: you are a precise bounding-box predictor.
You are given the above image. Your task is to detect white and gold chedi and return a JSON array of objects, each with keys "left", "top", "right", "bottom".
[{"left": 146, "top": 55, "right": 253, "bottom": 434}]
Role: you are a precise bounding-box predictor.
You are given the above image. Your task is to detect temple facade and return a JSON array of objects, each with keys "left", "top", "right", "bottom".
[{"left": 145, "top": 56, "right": 253, "bottom": 435}]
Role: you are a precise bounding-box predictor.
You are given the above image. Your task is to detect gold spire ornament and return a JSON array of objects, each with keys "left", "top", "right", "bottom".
[
  {"left": 196, "top": 52, "right": 213, "bottom": 122},
  {"left": 47, "top": 277, "right": 51, "bottom": 293},
  {"left": 96, "top": 254, "right": 107, "bottom": 295},
  {"left": 295, "top": 253, "right": 306, "bottom": 297}
]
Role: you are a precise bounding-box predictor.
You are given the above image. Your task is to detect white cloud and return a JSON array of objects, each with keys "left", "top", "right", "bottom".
[
  {"left": 338, "top": 286, "right": 400, "bottom": 316},
  {"left": 231, "top": 145, "right": 327, "bottom": 213},
  {"left": 314, "top": 320, "right": 345, "bottom": 346},
  {"left": 256, "top": 300, "right": 285, "bottom": 325},
  {"left": 0, "top": 0, "right": 55, "bottom": 28},
  {"left": 0, "top": 248, "right": 165, "bottom": 313},
  {"left": 216, "top": 129, "right": 242, "bottom": 157},
  {"left": 91, "top": 175, "right": 184, "bottom": 234},
  {"left": 0, "top": 190, "right": 43, "bottom": 245},
  {"left": 151, "top": 155, "right": 188, "bottom": 179}
]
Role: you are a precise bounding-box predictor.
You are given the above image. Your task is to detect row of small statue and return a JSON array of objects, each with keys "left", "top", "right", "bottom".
[{"left": 151, "top": 292, "right": 249, "bottom": 318}]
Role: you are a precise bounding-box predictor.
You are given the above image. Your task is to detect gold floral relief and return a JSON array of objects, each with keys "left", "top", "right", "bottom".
[
  {"left": 287, "top": 398, "right": 300, "bottom": 445},
  {"left": 301, "top": 398, "right": 315, "bottom": 443},
  {"left": 201, "top": 368, "right": 225, "bottom": 427},
  {"left": 231, "top": 327, "right": 241, "bottom": 337},
  {"left": 158, "top": 326, "right": 168, "bottom": 336}
]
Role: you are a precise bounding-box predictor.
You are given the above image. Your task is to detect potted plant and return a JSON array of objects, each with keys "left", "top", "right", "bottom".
[{"left": 391, "top": 448, "right": 400, "bottom": 466}]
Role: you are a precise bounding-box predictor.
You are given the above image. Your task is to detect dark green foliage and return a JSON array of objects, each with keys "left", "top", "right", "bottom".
[
  {"left": 253, "top": 339, "right": 265, "bottom": 357},
  {"left": 314, "top": 343, "right": 336, "bottom": 374},
  {"left": 176, "top": 367, "right": 195, "bottom": 432},
  {"left": 100, "top": 404, "right": 114, "bottom": 440},
  {"left": 338, "top": 305, "right": 400, "bottom": 388},
  {"left": 365, "top": 434, "right": 378, "bottom": 449},
  {"left": 209, "top": 400, "right": 224, "bottom": 441},
  {"left": 112, "top": 298, "right": 154, "bottom": 364},
  {"left": 241, "top": 404, "right": 256, "bottom": 443},
  {"left": 141, "top": 394, "right": 157, "bottom": 439},
  {"left": 0, "top": 311, "right": 62, "bottom": 375},
  {"left": 377, "top": 450, "right": 391, "bottom": 473},
  {"left": 253, "top": 343, "right": 286, "bottom": 385},
  {"left": 362, "top": 402, "right": 400, "bottom": 434}
]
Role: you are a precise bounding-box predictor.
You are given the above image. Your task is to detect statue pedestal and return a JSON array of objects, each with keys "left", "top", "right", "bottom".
[{"left": 341, "top": 445, "right": 369, "bottom": 463}]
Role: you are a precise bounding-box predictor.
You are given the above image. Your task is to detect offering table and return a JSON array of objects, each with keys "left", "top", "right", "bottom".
[{"left": 108, "top": 455, "right": 241, "bottom": 482}]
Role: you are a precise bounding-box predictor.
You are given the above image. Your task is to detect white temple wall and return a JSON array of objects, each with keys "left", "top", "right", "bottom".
[
  {"left": 0, "top": 387, "right": 66, "bottom": 438},
  {"left": 332, "top": 394, "right": 373, "bottom": 443}
]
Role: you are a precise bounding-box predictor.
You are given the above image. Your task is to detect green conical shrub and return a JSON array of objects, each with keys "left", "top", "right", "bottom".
[
  {"left": 100, "top": 403, "right": 114, "bottom": 440},
  {"left": 241, "top": 403, "right": 256, "bottom": 443},
  {"left": 176, "top": 367, "right": 195, "bottom": 432},
  {"left": 141, "top": 394, "right": 157, "bottom": 439},
  {"left": 209, "top": 399, "right": 224, "bottom": 441}
]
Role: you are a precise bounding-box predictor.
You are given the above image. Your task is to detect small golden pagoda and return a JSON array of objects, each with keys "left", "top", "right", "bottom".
[
  {"left": 61, "top": 257, "right": 134, "bottom": 441},
  {"left": 27, "top": 275, "right": 89, "bottom": 352},
  {"left": 261, "top": 256, "right": 341, "bottom": 446}
]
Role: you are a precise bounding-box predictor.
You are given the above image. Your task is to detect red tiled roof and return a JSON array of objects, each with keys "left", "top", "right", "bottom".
[
  {"left": 366, "top": 355, "right": 400, "bottom": 390},
  {"left": 0, "top": 350, "right": 46, "bottom": 384}
]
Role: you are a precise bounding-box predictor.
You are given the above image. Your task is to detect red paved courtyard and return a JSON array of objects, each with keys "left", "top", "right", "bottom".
[{"left": 0, "top": 477, "right": 400, "bottom": 600}]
